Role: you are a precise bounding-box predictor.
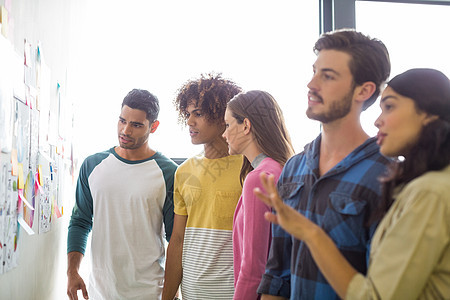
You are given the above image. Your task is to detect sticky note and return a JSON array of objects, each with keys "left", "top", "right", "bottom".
[
  {"left": 18, "top": 163, "right": 24, "bottom": 189},
  {"left": 0, "top": 6, "right": 9, "bottom": 38},
  {"left": 11, "top": 149, "right": 18, "bottom": 176},
  {"left": 38, "top": 164, "right": 43, "bottom": 185}
]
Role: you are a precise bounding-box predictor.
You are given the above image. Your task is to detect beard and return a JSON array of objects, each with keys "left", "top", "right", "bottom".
[
  {"left": 118, "top": 131, "right": 150, "bottom": 150},
  {"left": 306, "top": 89, "right": 353, "bottom": 123}
]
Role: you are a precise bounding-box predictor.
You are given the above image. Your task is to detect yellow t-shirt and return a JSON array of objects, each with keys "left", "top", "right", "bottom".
[{"left": 174, "top": 154, "right": 243, "bottom": 299}]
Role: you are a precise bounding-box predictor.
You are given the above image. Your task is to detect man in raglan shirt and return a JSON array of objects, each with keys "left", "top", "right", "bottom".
[{"left": 67, "top": 89, "right": 178, "bottom": 300}]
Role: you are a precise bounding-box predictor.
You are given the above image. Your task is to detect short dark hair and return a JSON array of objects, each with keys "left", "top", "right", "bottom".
[
  {"left": 174, "top": 73, "right": 242, "bottom": 124},
  {"left": 122, "top": 89, "right": 160, "bottom": 122},
  {"left": 314, "top": 29, "right": 391, "bottom": 110}
]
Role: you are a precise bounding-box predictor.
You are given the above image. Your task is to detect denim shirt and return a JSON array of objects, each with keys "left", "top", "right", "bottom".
[{"left": 257, "top": 135, "right": 390, "bottom": 300}]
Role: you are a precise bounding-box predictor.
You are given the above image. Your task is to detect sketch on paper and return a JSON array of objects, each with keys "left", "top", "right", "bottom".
[
  {"left": 38, "top": 62, "right": 51, "bottom": 154},
  {"left": 38, "top": 176, "right": 51, "bottom": 234},
  {"left": 29, "top": 108, "right": 39, "bottom": 169},
  {"left": 0, "top": 162, "right": 19, "bottom": 273},
  {"left": 16, "top": 99, "right": 31, "bottom": 169},
  {"left": 0, "top": 162, "right": 6, "bottom": 274},
  {"left": 0, "top": 37, "right": 14, "bottom": 154}
]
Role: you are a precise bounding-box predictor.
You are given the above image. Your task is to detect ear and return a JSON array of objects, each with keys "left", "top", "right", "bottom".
[
  {"left": 243, "top": 118, "right": 252, "bottom": 135},
  {"left": 150, "top": 120, "right": 160, "bottom": 133},
  {"left": 354, "top": 81, "right": 377, "bottom": 103},
  {"left": 423, "top": 114, "right": 439, "bottom": 126}
]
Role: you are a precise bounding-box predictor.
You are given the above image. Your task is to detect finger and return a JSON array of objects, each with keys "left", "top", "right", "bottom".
[
  {"left": 258, "top": 172, "right": 275, "bottom": 195},
  {"left": 262, "top": 175, "right": 282, "bottom": 205},
  {"left": 264, "top": 211, "right": 279, "bottom": 225},
  {"left": 268, "top": 191, "right": 285, "bottom": 212},
  {"left": 82, "top": 285, "right": 89, "bottom": 299},
  {"left": 68, "top": 289, "right": 78, "bottom": 300},
  {"left": 253, "top": 187, "right": 272, "bottom": 206},
  {"left": 273, "top": 198, "right": 305, "bottom": 228}
]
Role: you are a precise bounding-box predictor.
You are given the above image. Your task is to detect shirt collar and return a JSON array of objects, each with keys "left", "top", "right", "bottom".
[{"left": 251, "top": 153, "right": 268, "bottom": 168}]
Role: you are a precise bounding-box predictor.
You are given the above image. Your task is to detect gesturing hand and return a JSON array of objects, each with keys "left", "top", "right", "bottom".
[{"left": 253, "top": 172, "right": 317, "bottom": 242}]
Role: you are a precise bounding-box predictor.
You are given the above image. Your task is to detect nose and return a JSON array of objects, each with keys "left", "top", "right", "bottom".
[
  {"left": 122, "top": 123, "right": 132, "bottom": 135},
  {"left": 187, "top": 114, "right": 194, "bottom": 126},
  {"left": 374, "top": 115, "right": 383, "bottom": 128},
  {"left": 222, "top": 129, "right": 227, "bottom": 140},
  {"left": 307, "top": 74, "right": 318, "bottom": 91}
]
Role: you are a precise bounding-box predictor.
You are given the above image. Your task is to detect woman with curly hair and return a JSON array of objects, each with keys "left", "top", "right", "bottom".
[
  {"left": 163, "top": 73, "right": 243, "bottom": 300},
  {"left": 256, "top": 68, "right": 450, "bottom": 299}
]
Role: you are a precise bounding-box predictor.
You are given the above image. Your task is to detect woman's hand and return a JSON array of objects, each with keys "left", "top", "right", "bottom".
[
  {"left": 254, "top": 172, "right": 357, "bottom": 298},
  {"left": 253, "top": 172, "right": 318, "bottom": 242}
]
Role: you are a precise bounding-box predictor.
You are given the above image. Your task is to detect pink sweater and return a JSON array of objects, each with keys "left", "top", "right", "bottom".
[{"left": 233, "top": 157, "right": 283, "bottom": 300}]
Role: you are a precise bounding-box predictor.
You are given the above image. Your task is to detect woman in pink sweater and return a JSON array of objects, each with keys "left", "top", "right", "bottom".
[{"left": 223, "top": 90, "right": 295, "bottom": 300}]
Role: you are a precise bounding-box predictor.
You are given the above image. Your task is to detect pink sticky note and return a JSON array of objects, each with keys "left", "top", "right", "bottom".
[
  {"left": 5, "top": 0, "right": 11, "bottom": 12},
  {"left": 52, "top": 196, "right": 62, "bottom": 218},
  {"left": 34, "top": 173, "right": 43, "bottom": 194},
  {"left": 55, "top": 205, "right": 62, "bottom": 218},
  {"left": 18, "top": 189, "right": 23, "bottom": 214}
]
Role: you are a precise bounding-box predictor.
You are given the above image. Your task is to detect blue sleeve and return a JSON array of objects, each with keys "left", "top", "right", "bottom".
[
  {"left": 257, "top": 223, "right": 292, "bottom": 297},
  {"left": 67, "top": 158, "right": 94, "bottom": 255},
  {"left": 257, "top": 173, "right": 292, "bottom": 298}
]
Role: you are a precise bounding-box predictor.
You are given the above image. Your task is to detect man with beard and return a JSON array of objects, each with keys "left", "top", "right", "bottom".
[
  {"left": 257, "top": 29, "right": 391, "bottom": 300},
  {"left": 67, "top": 89, "right": 178, "bottom": 300}
]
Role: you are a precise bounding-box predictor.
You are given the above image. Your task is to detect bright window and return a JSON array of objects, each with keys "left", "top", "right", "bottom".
[
  {"left": 356, "top": 1, "right": 450, "bottom": 136},
  {"left": 72, "top": 1, "right": 320, "bottom": 160}
]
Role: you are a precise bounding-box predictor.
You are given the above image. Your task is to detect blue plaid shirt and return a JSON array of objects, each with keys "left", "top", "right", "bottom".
[{"left": 257, "top": 136, "right": 389, "bottom": 299}]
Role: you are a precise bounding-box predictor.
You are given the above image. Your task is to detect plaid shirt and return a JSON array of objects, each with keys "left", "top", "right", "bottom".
[{"left": 257, "top": 136, "right": 389, "bottom": 300}]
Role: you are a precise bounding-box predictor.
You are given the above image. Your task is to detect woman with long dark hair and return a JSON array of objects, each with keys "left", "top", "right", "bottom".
[{"left": 255, "top": 69, "right": 450, "bottom": 299}]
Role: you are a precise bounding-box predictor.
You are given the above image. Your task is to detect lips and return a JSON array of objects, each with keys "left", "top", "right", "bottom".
[
  {"left": 308, "top": 91, "right": 323, "bottom": 104},
  {"left": 189, "top": 128, "right": 199, "bottom": 137},
  {"left": 376, "top": 131, "right": 386, "bottom": 145},
  {"left": 119, "top": 135, "right": 133, "bottom": 143}
]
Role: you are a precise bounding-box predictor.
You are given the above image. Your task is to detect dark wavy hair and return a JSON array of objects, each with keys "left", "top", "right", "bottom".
[
  {"left": 174, "top": 73, "right": 242, "bottom": 124},
  {"left": 227, "top": 90, "right": 295, "bottom": 184},
  {"left": 122, "top": 89, "right": 159, "bottom": 122},
  {"left": 314, "top": 29, "right": 391, "bottom": 110},
  {"left": 373, "top": 68, "right": 450, "bottom": 221}
]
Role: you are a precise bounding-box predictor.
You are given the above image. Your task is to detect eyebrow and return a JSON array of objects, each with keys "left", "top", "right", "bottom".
[
  {"left": 321, "top": 68, "right": 341, "bottom": 76},
  {"left": 119, "top": 116, "right": 145, "bottom": 126},
  {"left": 380, "top": 95, "right": 397, "bottom": 103},
  {"left": 187, "top": 108, "right": 201, "bottom": 114},
  {"left": 313, "top": 65, "right": 341, "bottom": 76}
]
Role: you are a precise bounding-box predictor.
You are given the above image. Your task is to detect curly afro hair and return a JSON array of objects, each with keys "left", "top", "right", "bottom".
[{"left": 174, "top": 72, "right": 242, "bottom": 125}]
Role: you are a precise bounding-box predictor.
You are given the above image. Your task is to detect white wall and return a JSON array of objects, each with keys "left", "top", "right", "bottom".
[{"left": 0, "top": 0, "right": 86, "bottom": 299}]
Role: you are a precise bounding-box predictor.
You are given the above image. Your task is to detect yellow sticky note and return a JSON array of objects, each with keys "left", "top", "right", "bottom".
[
  {"left": 0, "top": 6, "right": 8, "bottom": 38},
  {"left": 51, "top": 195, "right": 55, "bottom": 217},
  {"left": 38, "top": 164, "right": 43, "bottom": 185},
  {"left": 18, "top": 163, "right": 24, "bottom": 189}
]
